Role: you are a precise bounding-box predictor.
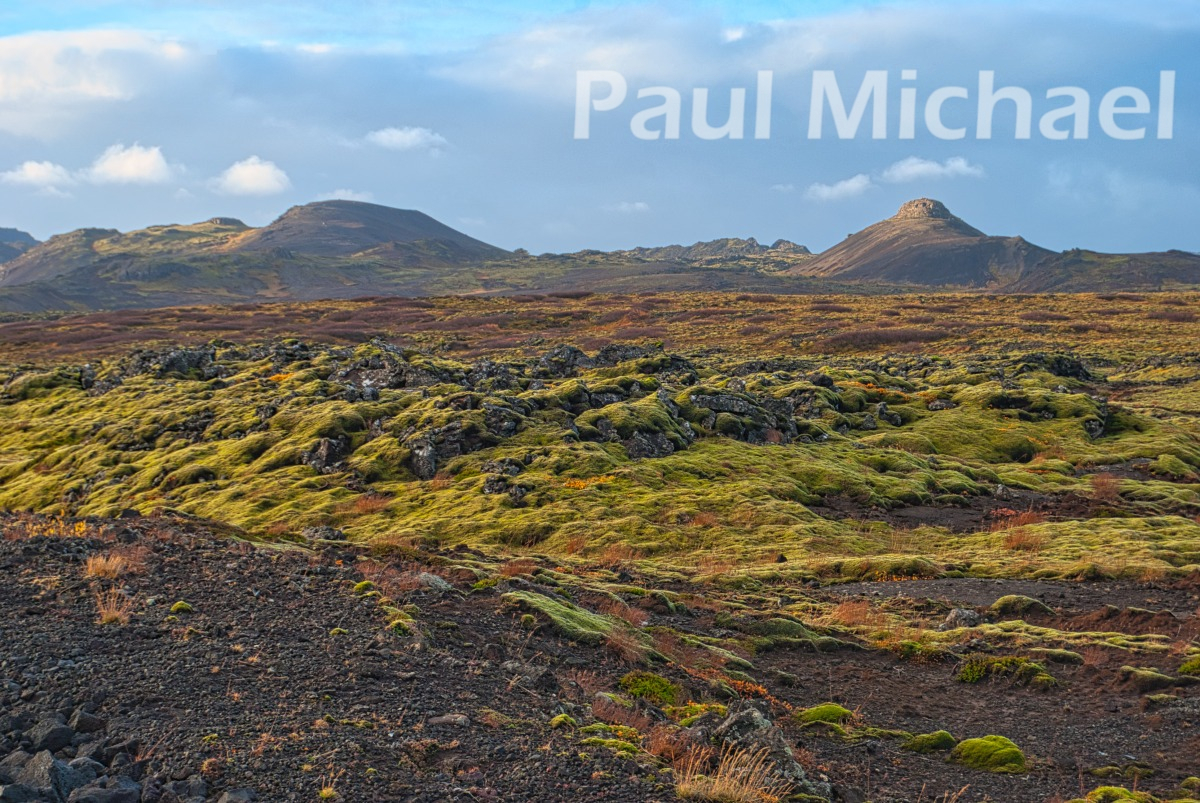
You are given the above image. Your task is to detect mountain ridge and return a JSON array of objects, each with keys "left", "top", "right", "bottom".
[{"left": 0, "top": 198, "right": 1197, "bottom": 313}]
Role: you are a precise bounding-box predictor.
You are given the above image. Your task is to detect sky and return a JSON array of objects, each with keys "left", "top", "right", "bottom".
[{"left": 0, "top": 0, "right": 1196, "bottom": 254}]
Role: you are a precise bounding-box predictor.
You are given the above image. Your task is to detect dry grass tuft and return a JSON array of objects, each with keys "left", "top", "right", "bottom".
[
  {"left": 598, "top": 596, "right": 649, "bottom": 628},
  {"left": 352, "top": 493, "right": 391, "bottom": 515},
  {"left": 644, "top": 724, "right": 694, "bottom": 762},
  {"left": 605, "top": 626, "right": 649, "bottom": 665},
  {"left": 1002, "top": 529, "right": 1047, "bottom": 552},
  {"left": 84, "top": 553, "right": 130, "bottom": 579},
  {"left": 674, "top": 745, "right": 792, "bottom": 802},
  {"left": 499, "top": 558, "right": 538, "bottom": 577},
  {"left": 94, "top": 588, "right": 134, "bottom": 625},
  {"left": 826, "top": 599, "right": 887, "bottom": 629},
  {"left": 989, "top": 509, "right": 1046, "bottom": 531},
  {"left": 598, "top": 543, "right": 642, "bottom": 568},
  {"left": 1089, "top": 472, "right": 1121, "bottom": 504}
]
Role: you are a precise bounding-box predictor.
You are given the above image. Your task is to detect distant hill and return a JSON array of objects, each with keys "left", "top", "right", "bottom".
[
  {"left": 0, "top": 227, "right": 38, "bottom": 265},
  {"left": 1008, "top": 249, "right": 1200, "bottom": 293},
  {"left": 0, "top": 198, "right": 1197, "bottom": 313},
  {"left": 598, "top": 237, "right": 811, "bottom": 263},
  {"left": 787, "top": 199, "right": 1054, "bottom": 287},
  {"left": 224, "top": 201, "right": 508, "bottom": 261}
]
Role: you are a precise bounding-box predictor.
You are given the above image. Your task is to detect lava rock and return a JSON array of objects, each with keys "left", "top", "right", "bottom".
[{"left": 26, "top": 721, "right": 74, "bottom": 754}]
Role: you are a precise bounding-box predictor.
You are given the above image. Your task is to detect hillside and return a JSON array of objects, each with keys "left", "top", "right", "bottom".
[
  {"left": 1011, "top": 249, "right": 1200, "bottom": 292},
  {"left": 788, "top": 199, "right": 1054, "bottom": 287},
  {"left": 0, "top": 227, "right": 37, "bottom": 264}
]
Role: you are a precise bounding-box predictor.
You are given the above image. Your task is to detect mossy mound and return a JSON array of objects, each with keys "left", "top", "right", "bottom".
[
  {"left": 1028, "top": 647, "right": 1084, "bottom": 665},
  {"left": 796, "top": 703, "right": 853, "bottom": 725},
  {"left": 949, "top": 735, "right": 1026, "bottom": 773},
  {"left": 618, "top": 671, "right": 682, "bottom": 706},
  {"left": 956, "top": 654, "right": 1055, "bottom": 689},
  {"left": 1070, "top": 788, "right": 1158, "bottom": 803},
  {"left": 990, "top": 594, "right": 1054, "bottom": 617},
  {"left": 903, "top": 730, "right": 957, "bottom": 753},
  {"left": 1118, "top": 665, "right": 1197, "bottom": 693},
  {"left": 1180, "top": 656, "right": 1200, "bottom": 676},
  {"left": 502, "top": 590, "right": 617, "bottom": 645}
]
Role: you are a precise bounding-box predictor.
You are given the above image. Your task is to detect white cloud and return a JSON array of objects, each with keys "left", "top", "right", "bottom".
[
  {"left": 0, "top": 30, "right": 190, "bottom": 136},
  {"left": 1, "top": 160, "right": 74, "bottom": 188},
  {"left": 212, "top": 156, "right": 291, "bottom": 195},
  {"left": 881, "top": 156, "right": 985, "bottom": 183},
  {"left": 606, "top": 201, "right": 650, "bottom": 213},
  {"left": 318, "top": 188, "right": 373, "bottom": 202},
  {"left": 770, "top": 183, "right": 795, "bottom": 193},
  {"left": 85, "top": 143, "right": 173, "bottom": 184},
  {"left": 296, "top": 43, "right": 334, "bottom": 54},
  {"left": 805, "top": 174, "right": 872, "bottom": 201},
  {"left": 365, "top": 126, "right": 448, "bottom": 152}
]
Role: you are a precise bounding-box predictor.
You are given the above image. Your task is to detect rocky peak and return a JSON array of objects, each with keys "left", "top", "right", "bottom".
[{"left": 893, "top": 198, "right": 954, "bottom": 221}]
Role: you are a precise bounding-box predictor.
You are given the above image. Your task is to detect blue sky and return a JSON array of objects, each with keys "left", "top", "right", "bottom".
[{"left": 0, "top": 1, "right": 1196, "bottom": 254}]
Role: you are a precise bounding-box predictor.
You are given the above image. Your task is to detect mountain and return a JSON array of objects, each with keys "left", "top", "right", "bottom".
[
  {"left": 0, "top": 198, "right": 1197, "bottom": 313},
  {"left": 223, "top": 200, "right": 508, "bottom": 261},
  {"left": 0, "top": 227, "right": 38, "bottom": 264},
  {"left": 787, "top": 198, "right": 1054, "bottom": 287},
  {"left": 0, "top": 202, "right": 507, "bottom": 290}
]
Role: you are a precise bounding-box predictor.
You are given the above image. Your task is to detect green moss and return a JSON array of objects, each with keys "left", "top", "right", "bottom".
[
  {"left": 663, "top": 702, "right": 727, "bottom": 726},
  {"left": 502, "top": 590, "right": 620, "bottom": 646},
  {"left": 618, "top": 671, "right": 682, "bottom": 706},
  {"left": 949, "top": 735, "right": 1026, "bottom": 773},
  {"left": 990, "top": 595, "right": 1055, "bottom": 616},
  {"left": 169, "top": 601, "right": 194, "bottom": 614},
  {"left": 1078, "top": 787, "right": 1156, "bottom": 803},
  {"left": 796, "top": 703, "right": 853, "bottom": 725},
  {"left": 1028, "top": 647, "right": 1085, "bottom": 665},
  {"left": 956, "top": 654, "right": 1054, "bottom": 688},
  {"left": 549, "top": 714, "right": 577, "bottom": 729},
  {"left": 1180, "top": 656, "right": 1200, "bottom": 676},
  {"left": 903, "top": 730, "right": 956, "bottom": 753},
  {"left": 353, "top": 580, "right": 376, "bottom": 594},
  {"left": 579, "top": 737, "right": 639, "bottom": 755},
  {"left": 1118, "top": 665, "right": 1191, "bottom": 693}
]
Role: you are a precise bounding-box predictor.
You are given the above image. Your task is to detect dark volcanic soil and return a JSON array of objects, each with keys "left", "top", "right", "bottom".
[{"left": 2, "top": 515, "right": 1199, "bottom": 803}]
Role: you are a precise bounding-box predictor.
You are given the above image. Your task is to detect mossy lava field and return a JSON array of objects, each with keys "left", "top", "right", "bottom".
[{"left": 2, "top": 291, "right": 1199, "bottom": 803}]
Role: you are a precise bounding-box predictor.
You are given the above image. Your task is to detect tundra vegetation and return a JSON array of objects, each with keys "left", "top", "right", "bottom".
[{"left": 1, "top": 290, "right": 1199, "bottom": 802}]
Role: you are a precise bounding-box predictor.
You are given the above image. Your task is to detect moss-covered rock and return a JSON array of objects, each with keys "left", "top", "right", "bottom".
[
  {"left": 618, "top": 671, "right": 681, "bottom": 706},
  {"left": 903, "top": 730, "right": 957, "bottom": 753},
  {"left": 796, "top": 703, "right": 853, "bottom": 725},
  {"left": 990, "top": 594, "right": 1054, "bottom": 617},
  {"left": 949, "top": 735, "right": 1026, "bottom": 773}
]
